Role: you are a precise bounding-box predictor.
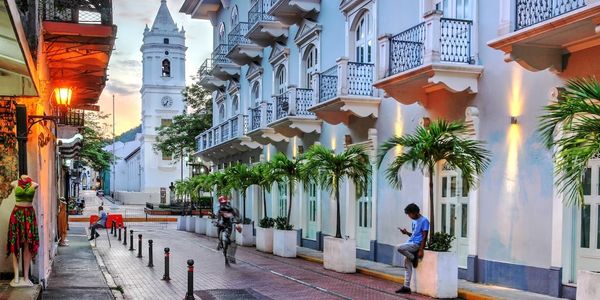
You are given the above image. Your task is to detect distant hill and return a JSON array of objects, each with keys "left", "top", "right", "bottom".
[{"left": 116, "top": 125, "right": 141, "bottom": 143}]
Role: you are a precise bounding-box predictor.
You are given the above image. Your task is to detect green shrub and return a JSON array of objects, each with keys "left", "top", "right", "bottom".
[
  {"left": 242, "top": 217, "right": 252, "bottom": 225},
  {"left": 197, "top": 196, "right": 212, "bottom": 207},
  {"left": 158, "top": 204, "right": 170, "bottom": 209},
  {"left": 258, "top": 217, "right": 274, "bottom": 228},
  {"left": 274, "top": 217, "right": 293, "bottom": 230},
  {"left": 426, "top": 232, "right": 455, "bottom": 252}
]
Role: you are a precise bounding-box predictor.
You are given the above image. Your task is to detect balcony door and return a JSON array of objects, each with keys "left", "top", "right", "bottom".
[
  {"left": 356, "top": 172, "right": 373, "bottom": 250},
  {"left": 303, "top": 45, "right": 319, "bottom": 88},
  {"left": 306, "top": 183, "right": 318, "bottom": 240},
  {"left": 573, "top": 161, "right": 600, "bottom": 282},
  {"left": 437, "top": 162, "right": 469, "bottom": 268},
  {"left": 278, "top": 182, "right": 288, "bottom": 218},
  {"left": 354, "top": 12, "right": 373, "bottom": 64},
  {"left": 435, "top": 0, "right": 472, "bottom": 20},
  {"left": 276, "top": 65, "right": 287, "bottom": 95}
]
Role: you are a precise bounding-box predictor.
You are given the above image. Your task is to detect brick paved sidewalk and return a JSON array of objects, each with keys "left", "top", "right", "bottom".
[{"left": 93, "top": 222, "right": 432, "bottom": 300}]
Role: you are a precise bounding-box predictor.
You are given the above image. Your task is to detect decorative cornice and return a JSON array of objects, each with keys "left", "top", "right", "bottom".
[
  {"left": 294, "top": 20, "right": 322, "bottom": 46},
  {"left": 269, "top": 43, "right": 290, "bottom": 66}
]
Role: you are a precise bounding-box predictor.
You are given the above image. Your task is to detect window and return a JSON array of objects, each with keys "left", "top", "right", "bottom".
[
  {"left": 163, "top": 38, "right": 169, "bottom": 44},
  {"left": 435, "top": 0, "right": 472, "bottom": 20},
  {"left": 275, "top": 65, "right": 287, "bottom": 95},
  {"left": 218, "top": 104, "right": 225, "bottom": 122},
  {"left": 218, "top": 22, "right": 226, "bottom": 45},
  {"left": 251, "top": 82, "right": 260, "bottom": 106},
  {"left": 355, "top": 12, "right": 373, "bottom": 63},
  {"left": 303, "top": 45, "right": 318, "bottom": 88},
  {"left": 231, "top": 5, "right": 239, "bottom": 28},
  {"left": 582, "top": 204, "right": 591, "bottom": 248},
  {"left": 161, "top": 59, "right": 171, "bottom": 77},
  {"left": 231, "top": 96, "right": 239, "bottom": 115}
]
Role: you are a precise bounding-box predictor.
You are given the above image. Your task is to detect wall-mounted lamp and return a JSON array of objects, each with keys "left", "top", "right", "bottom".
[
  {"left": 344, "top": 134, "right": 353, "bottom": 146},
  {"left": 510, "top": 116, "right": 518, "bottom": 125},
  {"left": 54, "top": 87, "right": 73, "bottom": 107}
]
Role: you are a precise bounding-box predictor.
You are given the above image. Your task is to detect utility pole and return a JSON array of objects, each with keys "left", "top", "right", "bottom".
[{"left": 112, "top": 94, "right": 116, "bottom": 202}]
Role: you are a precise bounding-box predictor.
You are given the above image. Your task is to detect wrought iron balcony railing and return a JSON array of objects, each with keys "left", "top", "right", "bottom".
[
  {"left": 315, "top": 59, "right": 375, "bottom": 103},
  {"left": 387, "top": 15, "right": 473, "bottom": 77},
  {"left": 211, "top": 44, "right": 232, "bottom": 65},
  {"left": 228, "top": 22, "right": 253, "bottom": 51},
  {"left": 272, "top": 87, "right": 315, "bottom": 122},
  {"left": 249, "top": 102, "right": 274, "bottom": 131},
  {"left": 249, "top": 0, "right": 276, "bottom": 27},
  {"left": 516, "top": 0, "right": 586, "bottom": 30},
  {"left": 275, "top": 92, "right": 290, "bottom": 120},
  {"left": 196, "top": 114, "right": 249, "bottom": 152},
  {"left": 41, "top": 0, "right": 114, "bottom": 25}
]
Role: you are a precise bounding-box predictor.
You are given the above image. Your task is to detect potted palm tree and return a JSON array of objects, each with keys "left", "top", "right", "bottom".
[
  {"left": 226, "top": 163, "right": 256, "bottom": 246},
  {"left": 270, "top": 153, "right": 307, "bottom": 257},
  {"left": 204, "top": 171, "right": 230, "bottom": 238},
  {"left": 378, "top": 119, "right": 490, "bottom": 298},
  {"left": 538, "top": 77, "right": 600, "bottom": 299},
  {"left": 192, "top": 174, "right": 211, "bottom": 235},
  {"left": 253, "top": 162, "right": 277, "bottom": 253},
  {"left": 174, "top": 179, "right": 192, "bottom": 231},
  {"left": 304, "top": 144, "right": 371, "bottom": 273}
]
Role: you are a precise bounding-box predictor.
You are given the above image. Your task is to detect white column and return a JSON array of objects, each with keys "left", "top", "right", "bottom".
[
  {"left": 497, "top": 0, "right": 512, "bottom": 35},
  {"left": 423, "top": 11, "right": 442, "bottom": 65},
  {"left": 377, "top": 34, "right": 391, "bottom": 80},
  {"left": 288, "top": 85, "right": 297, "bottom": 116},
  {"left": 345, "top": 180, "right": 357, "bottom": 239},
  {"left": 465, "top": 107, "right": 480, "bottom": 257},
  {"left": 311, "top": 73, "right": 320, "bottom": 104},
  {"left": 337, "top": 57, "right": 349, "bottom": 96},
  {"left": 368, "top": 128, "right": 378, "bottom": 243}
]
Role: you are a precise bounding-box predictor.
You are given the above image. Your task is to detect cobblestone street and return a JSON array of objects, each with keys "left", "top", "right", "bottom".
[{"left": 91, "top": 222, "right": 430, "bottom": 300}]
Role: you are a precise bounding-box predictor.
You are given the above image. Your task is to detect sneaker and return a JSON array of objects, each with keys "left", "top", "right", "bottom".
[
  {"left": 88, "top": 236, "right": 95, "bottom": 241},
  {"left": 412, "top": 256, "right": 419, "bottom": 268},
  {"left": 95, "top": 232, "right": 100, "bottom": 238},
  {"left": 395, "top": 286, "right": 411, "bottom": 294}
]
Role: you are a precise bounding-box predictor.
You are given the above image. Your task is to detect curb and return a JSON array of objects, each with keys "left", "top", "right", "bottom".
[
  {"left": 87, "top": 228, "right": 124, "bottom": 300},
  {"left": 297, "top": 254, "right": 495, "bottom": 300}
]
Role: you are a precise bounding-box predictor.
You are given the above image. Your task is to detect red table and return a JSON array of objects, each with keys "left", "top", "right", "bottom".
[{"left": 89, "top": 214, "right": 124, "bottom": 228}]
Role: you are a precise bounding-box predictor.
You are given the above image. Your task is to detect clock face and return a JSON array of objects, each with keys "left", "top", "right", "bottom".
[{"left": 161, "top": 96, "right": 173, "bottom": 108}]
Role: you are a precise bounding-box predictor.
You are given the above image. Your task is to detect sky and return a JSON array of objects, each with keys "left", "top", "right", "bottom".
[{"left": 98, "top": 0, "right": 213, "bottom": 135}]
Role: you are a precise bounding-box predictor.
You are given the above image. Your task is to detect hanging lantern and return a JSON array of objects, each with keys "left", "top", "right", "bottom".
[{"left": 53, "top": 87, "right": 73, "bottom": 107}]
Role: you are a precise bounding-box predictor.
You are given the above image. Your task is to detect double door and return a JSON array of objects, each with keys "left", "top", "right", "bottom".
[
  {"left": 356, "top": 174, "right": 373, "bottom": 250},
  {"left": 438, "top": 164, "right": 469, "bottom": 267}
]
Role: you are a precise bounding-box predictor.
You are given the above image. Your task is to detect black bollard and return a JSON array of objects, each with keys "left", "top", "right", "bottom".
[
  {"left": 162, "top": 247, "right": 171, "bottom": 281},
  {"left": 118, "top": 226, "right": 122, "bottom": 241},
  {"left": 113, "top": 221, "right": 117, "bottom": 237},
  {"left": 185, "top": 259, "right": 195, "bottom": 300},
  {"left": 147, "top": 240, "right": 154, "bottom": 267},
  {"left": 110, "top": 220, "right": 114, "bottom": 234},
  {"left": 129, "top": 230, "right": 134, "bottom": 251},
  {"left": 123, "top": 226, "right": 127, "bottom": 246},
  {"left": 137, "top": 234, "right": 143, "bottom": 258}
]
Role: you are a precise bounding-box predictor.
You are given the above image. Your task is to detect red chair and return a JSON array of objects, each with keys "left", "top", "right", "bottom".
[{"left": 89, "top": 214, "right": 124, "bottom": 248}]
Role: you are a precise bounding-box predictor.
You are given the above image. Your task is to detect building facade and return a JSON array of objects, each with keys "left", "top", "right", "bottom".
[{"left": 181, "top": 0, "right": 600, "bottom": 298}]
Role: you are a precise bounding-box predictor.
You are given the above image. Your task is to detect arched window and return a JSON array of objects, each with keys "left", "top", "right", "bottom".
[
  {"left": 219, "top": 104, "right": 225, "bottom": 122},
  {"left": 275, "top": 65, "right": 287, "bottom": 95},
  {"left": 218, "top": 22, "right": 226, "bottom": 45},
  {"left": 161, "top": 59, "right": 171, "bottom": 77},
  {"left": 251, "top": 82, "right": 260, "bottom": 106},
  {"left": 231, "top": 5, "right": 239, "bottom": 27},
  {"left": 231, "top": 96, "right": 239, "bottom": 115},
  {"left": 355, "top": 12, "right": 373, "bottom": 64},
  {"left": 303, "top": 45, "right": 318, "bottom": 88}
]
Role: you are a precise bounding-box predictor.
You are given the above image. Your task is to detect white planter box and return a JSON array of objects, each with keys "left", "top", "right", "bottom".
[
  {"left": 577, "top": 270, "right": 600, "bottom": 300},
  {"left": 410, "top": 250, "right": 458, "bottom": 298},
  {"left": 186, "top": 216, "right": 196, "bottom": 232},
  {"left": 194, "top": 218, "right": 207, "bottom": 234},
  {"left": 177, "top": 216, "right": 188, "bottom": 231},
  {"left": 273, "top": 229, "right": 297, "bottom": 258},
  {"left": 206, "top": 220, "right": 219, "bottom": 237},
  {"left": 235, "top": 223, "right": 255, "bottom": 246},
  {"left": 323, "top": 237, "right": 356, "bottom": 273},
  {"left": 255, "top": 227, "right": 274, "bottom": 253}
]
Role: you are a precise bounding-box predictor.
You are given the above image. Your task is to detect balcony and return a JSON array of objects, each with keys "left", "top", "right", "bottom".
[
  {"left": 247, "top": 0, "right": 289, "bottom": 47},
  {"left": 226, "top": 22, "right": 263, "bottom": 65},
  {"left": 198, "top": 59, "right": 225, "bottom": 91},
  {"left": 210, "top": 44, "right": 240, "bottom": 81},
  {"left": 41, "top": 0, "right": 117, "bottom": 107},
  {"left": 488, "top": 0, "right": 600, "bottom": 72},
  {"left": 246, "top": 102, "right": 288, "bottom": 144},
  {"left": 195, "top": 114, "right": 261, "bottom": 160},
  {"left": 268, "top": 87, "right": 321, "bottom": 137},
  {"left": 309, "top": 58, "right": 380, "bottom": 126},
  {"left": 268, "top": 0, "right": 320, "bottom": 25},
  {"left": 374, "top": 12, "right": 483, "bottom": 105}
]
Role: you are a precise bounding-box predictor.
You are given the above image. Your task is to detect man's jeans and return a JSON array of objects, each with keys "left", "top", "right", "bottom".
[
  {"left": 90, "top": 223, "right": 105, "bottom": 238},
  {"left": 397, "top": 243, "right": 420, "bottom": 287}
]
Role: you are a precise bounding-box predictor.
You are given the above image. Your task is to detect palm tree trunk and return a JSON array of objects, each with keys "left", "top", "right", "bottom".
[
  {"left": 286, "top": 181, "right": 293, "bottom": 227},
  {"left": 242, "top": 190, "right": 246, "bottom": 222},
  {"left": 262, "top": 187, "right": 267, "bottom": 218},
  {"left": 335, "top": 183, "right": 341, "bottom": 238},
  {"left": 428, "top": 165, "right": 435, "bottom": 243}
]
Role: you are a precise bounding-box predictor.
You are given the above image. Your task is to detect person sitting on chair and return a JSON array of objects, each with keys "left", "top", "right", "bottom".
[{"left": 89, "top": 206, "right": 107, "bottom": 240}]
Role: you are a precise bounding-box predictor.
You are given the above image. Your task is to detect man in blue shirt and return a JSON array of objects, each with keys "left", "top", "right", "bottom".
[
  {"left": 89, "top": 206, "right": 107, "bottom": 240},
  {"left": 396, "top": 203, "right": 429, "bottom": 294}
]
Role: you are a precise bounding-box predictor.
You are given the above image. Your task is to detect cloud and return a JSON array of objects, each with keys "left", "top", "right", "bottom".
[{"left": 105, "top": 78, "right": 140, "bottom": 95}]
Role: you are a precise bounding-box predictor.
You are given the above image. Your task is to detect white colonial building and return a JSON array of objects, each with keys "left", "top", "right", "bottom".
[{"left": 181, "top": 0, "right": 600, "bottom": 298}]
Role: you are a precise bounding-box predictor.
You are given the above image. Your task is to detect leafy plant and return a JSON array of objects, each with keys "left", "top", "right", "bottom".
[
  {"left": 426, "top": 232, "right": 455, "bottom": 252},
  {"left": 197, "top": 196, "right": 212, "bottom": 207},
  {"left": 377, "top": 120, "right": 490, "bottom": 243},
  {"left": 271, "top": 153, "right": 308, "bottom": 228},
  {"left": 258, "top": 217, "right": 275, "bottom": 228},
  {"left": 158, "top": 204, "right": 170, "bottom": 209},
  {"left": 226, "top": 163, "right": 257, "bottom": 221},
  {"left": 242, "top": 217, "right": 252, "bottom": 225},
  {"left": 253, "top": 162, "right": 276, "bottom": 218},
  {"left": 274, "top": 217, "right": 293, "bottom": 230},
  {"left": 539, "top": 77, "right": 600, "bottom": 206},
  {"left": 304, "top": 145, "right": 371, "bottom": 238}
]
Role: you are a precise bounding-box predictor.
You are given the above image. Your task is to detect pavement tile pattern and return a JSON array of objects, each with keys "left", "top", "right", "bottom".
[{"left": 93, "top": 222, "right": 432, "bottom": 300}]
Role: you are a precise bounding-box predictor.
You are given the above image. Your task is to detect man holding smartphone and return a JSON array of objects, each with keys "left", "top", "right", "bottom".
[{"left": 395, "top": 203, "right": 429, "bottom": 294}]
